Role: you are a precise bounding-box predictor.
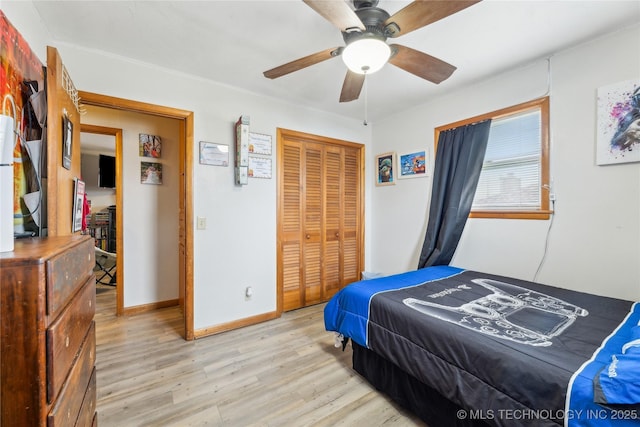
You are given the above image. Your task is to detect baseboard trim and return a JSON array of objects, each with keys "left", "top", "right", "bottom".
[
  {"left": 193, "top": 310, "right": 279, "bottom": 339},
  {"left": 123, "top": 298, "right": 180, "bottom": 316}
]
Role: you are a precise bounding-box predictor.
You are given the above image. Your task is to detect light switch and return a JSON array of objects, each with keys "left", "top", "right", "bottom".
[{"left": 197, "top": 217, "right": 206, "bottom": 230}]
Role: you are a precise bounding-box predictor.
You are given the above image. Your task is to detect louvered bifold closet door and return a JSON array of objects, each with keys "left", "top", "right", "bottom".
[
  {"left": 341, "top": 146, "right": 361, "bottom": 288},
  {"left": 281, "top": 141, "right": 304, "bottom": 311},
  {"left": 278, "top": 128, "right": 363, "bottom": 312},
  {"left": 303, "top": 143, "right": 323, "bottom": 306},
  {"left": 323, "top": 145, "right": 342, "bottom": 300}
]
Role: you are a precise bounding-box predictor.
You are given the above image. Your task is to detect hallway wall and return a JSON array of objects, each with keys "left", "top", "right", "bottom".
[{"left": 83, "top": 105, "right": 181, "bottom": 307}]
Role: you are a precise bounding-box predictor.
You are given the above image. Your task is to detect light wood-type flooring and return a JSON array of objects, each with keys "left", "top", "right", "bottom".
[{"left": 95, "top": 286, "right": 425, "bottom": 426}]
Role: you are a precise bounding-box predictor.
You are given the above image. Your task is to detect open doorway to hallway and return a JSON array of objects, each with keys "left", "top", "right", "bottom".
[{"left": 80, "top": 128, "right": 120, "bottom": 314}]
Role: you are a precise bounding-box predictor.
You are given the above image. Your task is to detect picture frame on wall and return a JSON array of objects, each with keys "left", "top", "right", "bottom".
[
  {"left": 139, "top": 133, "right": 162, "bottom": 158},
  {"left": 72, "top": 178, "right": 85, "bottom": 232},
  {"left": 596, "top": 79, "right": 640, "bottom": 165},
  {"left": 375, "top": 152, "right": 395, "bottom": 186},
  {"left": 248, "top": 156, "right": 272, "bottom": 179},
  {"left": 140, "top": 161, "right": 162, "bottom": 185},
  {"left": 248, "top": 132, "right": 272, "bottom": 156},
  {"left": 397, "top": 150, "right": 427, "bottom": 179},
  {"left": 62, "top": 115, "right": 73, "bottom": 170},
  {"left": 199, "top": 141, "right": 229, "bottom": 166}
]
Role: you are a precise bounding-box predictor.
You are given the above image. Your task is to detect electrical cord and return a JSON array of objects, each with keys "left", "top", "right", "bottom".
[{"left": 533, "top": 198, "right": 555, "bottom": 282}]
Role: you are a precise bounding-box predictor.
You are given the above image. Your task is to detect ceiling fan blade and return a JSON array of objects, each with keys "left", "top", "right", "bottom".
[
  {"left": 385, "top": 1, "right": 481, "bottom": 38},
  {"left": 303, "top": 0, "right": 365, "bottom": 32},
  {"left": 339, "top": 71, "right": 365, "bottom": 103},
  {"left": 264, "top": 47, "right": 341, "bottom": 79},
  {"left": 389, "top": 44, "right": 456, "bottom": 84}
]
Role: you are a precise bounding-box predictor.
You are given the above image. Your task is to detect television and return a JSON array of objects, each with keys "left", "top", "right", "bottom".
[{"left": 98, "top": 154, "right": 116, "bottom": 188}]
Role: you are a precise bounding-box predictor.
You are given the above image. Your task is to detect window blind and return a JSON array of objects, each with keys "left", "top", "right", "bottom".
[{"left": 473, "top": 110, "right": 542, "bottom": 210}]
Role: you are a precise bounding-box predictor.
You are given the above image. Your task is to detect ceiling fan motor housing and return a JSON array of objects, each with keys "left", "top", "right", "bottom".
[
  {"left": 353, "top": 0, "right": 379, "bottom": 8},
  {"left": 343, "top": 6, "right": 390, "bottom": 44}
]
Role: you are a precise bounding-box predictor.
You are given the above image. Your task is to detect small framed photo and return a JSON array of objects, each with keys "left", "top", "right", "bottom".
[
  {"left": 397, "top": 150, "right": 427, "bottom": 179},
  {"left": 248, "top": 156, "right": 272, "bottom": 179},
  {"left": 62, "top": 115, "right": 73, "bottom": 170},
  {"left": 248, "top": 132, "right": 272, "bottom": 156},
  {"left": 139, "top": 134, "right": 162, "bottom": 158},
  {"left": 72, "top": 178, "right": 85, "bottom": 232},
  {"left": 141, "top": 161, "right": 162, "bottom": 185},
  {"left": 199, "top": 141, "right": 229, "bottom": 166},
  {"left": 375, "top": 152, "right": 395, "bottom": 186}
]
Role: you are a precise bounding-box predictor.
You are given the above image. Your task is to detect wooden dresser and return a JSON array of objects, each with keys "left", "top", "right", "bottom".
[{"left": 1, "top": 235, "right": 97, "bottom": 426}]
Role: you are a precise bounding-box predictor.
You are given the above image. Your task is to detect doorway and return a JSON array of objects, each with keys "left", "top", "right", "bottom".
[
  {"left": 79, "top": 91, "right": 194, "bottom": 340},
  {"left": 80, "top": 125, "right": 122, "bottom": 314}
]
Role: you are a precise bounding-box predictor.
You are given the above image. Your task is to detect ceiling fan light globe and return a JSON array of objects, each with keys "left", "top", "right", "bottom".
[{"left": 342, "top": 38, "right": 390, "bottom": 74}]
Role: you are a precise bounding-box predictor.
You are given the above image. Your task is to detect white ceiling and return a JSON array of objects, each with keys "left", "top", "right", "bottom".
[{"left": 32, "top": 0, "right": 640, "bottom": 123}]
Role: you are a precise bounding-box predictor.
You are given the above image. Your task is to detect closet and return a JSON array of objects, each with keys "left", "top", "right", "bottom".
[{"left": 277, "top": 128, "right": 363, "bottom": 312}]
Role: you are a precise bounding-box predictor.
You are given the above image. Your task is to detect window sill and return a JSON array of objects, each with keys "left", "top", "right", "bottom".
[{"left": 469, "top": 210, "right": 553, "bottom": 220}]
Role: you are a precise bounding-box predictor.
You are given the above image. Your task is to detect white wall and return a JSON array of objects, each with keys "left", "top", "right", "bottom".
[
  {"left": 372, "top": 24, "right": 640, "bottom": 301},
  {"left": 82, "top": 106, "right": 182, "bottom": 307},
  {"left": 0, "top": 4, "right": 373, "bottom": 330}
]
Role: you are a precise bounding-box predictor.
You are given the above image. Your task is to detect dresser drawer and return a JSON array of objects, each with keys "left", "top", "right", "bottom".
[
  {"left": 48, "top": 322, "right": 96, "bottom": 427},
  {"left": 46, "top": 237, "right": 95, "bottom": 316},
  {"left": 74, "top": 368, "right": 96, "bottom": 427},
  {"left": 47, "top": 278, "right": 96, "bottom": 402}
]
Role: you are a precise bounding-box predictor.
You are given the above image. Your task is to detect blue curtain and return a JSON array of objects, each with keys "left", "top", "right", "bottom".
[{"left": 418, "top": 119, "right": 492, "bottom": 269}]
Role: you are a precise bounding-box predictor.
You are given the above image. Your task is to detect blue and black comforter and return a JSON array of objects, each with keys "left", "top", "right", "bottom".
[{"left": 324, "top": 266, "right": 640, "bottom": 426}]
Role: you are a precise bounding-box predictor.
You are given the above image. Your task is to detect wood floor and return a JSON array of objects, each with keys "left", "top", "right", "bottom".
[{"left": 95, "top": 286, "right": 425, "bottom": 426}]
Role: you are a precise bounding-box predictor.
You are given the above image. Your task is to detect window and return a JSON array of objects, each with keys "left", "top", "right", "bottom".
[{"left": 435, "top": 97, "right": 551, "bottom": 219}]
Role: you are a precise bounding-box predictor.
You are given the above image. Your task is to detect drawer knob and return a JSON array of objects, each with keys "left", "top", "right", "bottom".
[{"left": 65, "top": 336, "right": 70, "bottom": 348}]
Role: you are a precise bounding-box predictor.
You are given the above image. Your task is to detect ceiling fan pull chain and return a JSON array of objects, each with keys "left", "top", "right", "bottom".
[{"left": 363, "top": 72, "right": 368, "bottom": 126}]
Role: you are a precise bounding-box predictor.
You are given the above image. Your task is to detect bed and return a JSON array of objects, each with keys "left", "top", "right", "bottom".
[{"left": 324, "top": 266, "right": 640, "bottom": 427}]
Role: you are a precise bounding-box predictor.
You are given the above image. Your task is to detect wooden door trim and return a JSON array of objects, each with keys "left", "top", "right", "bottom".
[
  {"left": 277, "top": 128, "right": 364, "bottom": 149},
  {"left": 78, "top": 91, "right": 195, "bottom": 340},
  {"left": 276, "top": 128, "right": 365, "bottom": 315}
]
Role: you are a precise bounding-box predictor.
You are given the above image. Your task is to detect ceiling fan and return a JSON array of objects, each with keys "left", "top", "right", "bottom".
[{"left": 263, "top": 0, "right": 481, "bottom": 103}]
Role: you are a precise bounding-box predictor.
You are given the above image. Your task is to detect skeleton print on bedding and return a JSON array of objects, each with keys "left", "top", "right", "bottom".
[{"left": 402, "top": 277, "right": 589, "bottom": 347}]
